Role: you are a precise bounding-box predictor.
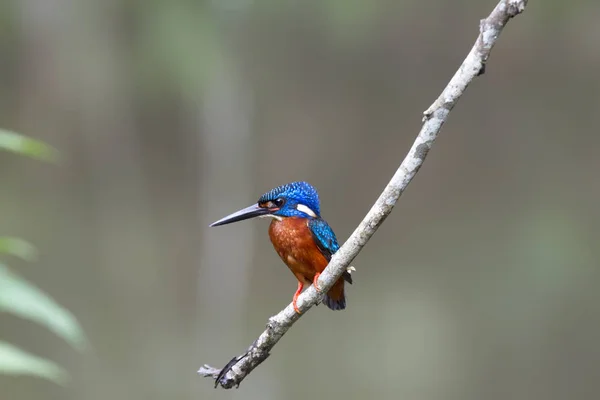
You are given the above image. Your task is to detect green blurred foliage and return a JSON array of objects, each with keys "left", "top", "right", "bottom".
[
  {"left": 0, "top": 263, "right": 88, "bottom": 353},
  {"left": 0, "top": 130, "right": 58, "bottom": 162},
  {"left": 0, "top": 341, "right": 69, "bottom": 386},
  {"left": 0, "top": 132, "right": 86, "bottom": 385},
  {"left": 0, "top": 237, "right": 38, "bottom": 262}
]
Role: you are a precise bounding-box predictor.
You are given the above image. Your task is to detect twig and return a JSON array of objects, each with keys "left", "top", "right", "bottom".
[{"left": 199, "top": 0, "right": 529, "bottom": 389}]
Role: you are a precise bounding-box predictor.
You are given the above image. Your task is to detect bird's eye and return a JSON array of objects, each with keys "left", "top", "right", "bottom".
[{"left": 273, "top": 198, "right": 285, "bottom": 208}]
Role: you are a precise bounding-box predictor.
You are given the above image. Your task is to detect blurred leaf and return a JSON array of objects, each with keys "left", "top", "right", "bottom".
[
  {"left": 0, "top": 341, "right": 69, "bottom": 385},
  {"left": 0, "top": 237, "right": 38, "bottom": 262},
  {"left": 0, "top": 129, "right": 58, "bottom": 162},
  {"left": 0, "top": 263, "right": 88, "bottom": 352}
]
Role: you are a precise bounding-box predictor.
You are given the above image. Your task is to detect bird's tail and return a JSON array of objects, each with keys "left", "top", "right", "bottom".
[{"left": 323, "top": 278, "right": 346, "bottom": 310}]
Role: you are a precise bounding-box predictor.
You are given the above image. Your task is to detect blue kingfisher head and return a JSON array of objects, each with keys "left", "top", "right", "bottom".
[{"left": 209, "top": 181, "right": 321, "bottom": 227}]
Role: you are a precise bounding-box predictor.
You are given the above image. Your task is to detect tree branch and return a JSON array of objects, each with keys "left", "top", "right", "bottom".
[{"left": 198, "top": 0, "right": 529, "bottom": 389}]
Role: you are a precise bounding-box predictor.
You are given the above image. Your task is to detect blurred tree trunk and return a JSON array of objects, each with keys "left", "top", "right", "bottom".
[{"left": 194, "top": 61, "right": 256, "bottom": 346}]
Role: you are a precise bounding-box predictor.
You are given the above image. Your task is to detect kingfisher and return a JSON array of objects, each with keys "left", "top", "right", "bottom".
[{"left": 210, "top": 181, "right": 352, "bottom": 313}]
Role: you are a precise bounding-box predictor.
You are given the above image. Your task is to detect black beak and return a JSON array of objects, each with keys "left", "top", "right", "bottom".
[{"left": 209, "top": 204, "right": 271, "bottom": 227}]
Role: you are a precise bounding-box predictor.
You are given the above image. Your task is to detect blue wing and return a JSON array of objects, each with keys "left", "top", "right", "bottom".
[{"left": 308, "top": 218, "right": 352, "bottom": 284}]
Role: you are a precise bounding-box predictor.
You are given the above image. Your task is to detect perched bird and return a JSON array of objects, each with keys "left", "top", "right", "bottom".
[{"left": 210, "top": 181, "right": 352, "bottom": 313}]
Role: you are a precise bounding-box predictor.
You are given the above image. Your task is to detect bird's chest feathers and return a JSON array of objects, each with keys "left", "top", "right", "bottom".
[
  {"left": 269, "top": 218, "right": 310, "bottom": 259},
  {"left": 268, "top": 218, "right": 326, "bottom": 276}
]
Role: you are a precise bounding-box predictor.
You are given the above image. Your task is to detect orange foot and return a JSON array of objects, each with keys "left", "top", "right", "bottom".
[
  {"left": 312, "top": 272, "right": 322, "bottom": 293},
  {"left": 292, "top": 281, "right": 303, "bottom": 314},
  {"left": 293, "top": 299, "right": 301, "bottom": 314}
]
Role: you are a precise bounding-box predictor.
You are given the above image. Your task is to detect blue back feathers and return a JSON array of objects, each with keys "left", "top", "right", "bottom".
[
  {"left": 259, "top": 181, "right": 321, "bottom": 219},
  {"left": 309, "top": 218, "right": 352, "bottom": 284},
  {"left": 308, "top": 219, "right": 339, "bottom": 260}
]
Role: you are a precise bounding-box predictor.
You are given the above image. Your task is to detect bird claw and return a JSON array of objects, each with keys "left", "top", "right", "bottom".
[
  {"left": 292, "top": 282, "right": 303, "bottom": 314},
  {"left": 312, "top": 272, "right": 322, "bottom": 293},
  {"left": 293, "top": 302, "right": 302, "bottom": 314}
]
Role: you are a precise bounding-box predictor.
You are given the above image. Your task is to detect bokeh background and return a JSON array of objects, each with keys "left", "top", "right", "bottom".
[{"left": 1, "top": 0, "right": 599, "bottom": 399}]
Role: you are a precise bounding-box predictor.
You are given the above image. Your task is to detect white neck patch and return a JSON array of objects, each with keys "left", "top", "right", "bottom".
[{"left": 296, "top": 204, "right": 317, "bottom": 218}]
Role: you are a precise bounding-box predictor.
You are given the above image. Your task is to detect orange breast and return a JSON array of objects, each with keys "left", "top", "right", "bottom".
[{"left": 268, "top": 217, "right": 329, "bottom": 284}]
